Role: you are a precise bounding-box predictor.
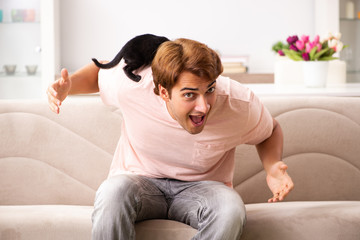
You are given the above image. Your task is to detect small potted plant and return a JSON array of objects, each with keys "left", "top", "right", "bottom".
[{"left": 272, "top": 33, "right": 347, "bottom": 87}]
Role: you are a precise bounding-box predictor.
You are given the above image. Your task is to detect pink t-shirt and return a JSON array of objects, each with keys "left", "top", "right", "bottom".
[{"left": 98, "top": 62, "right": 273, "bottom": 187}]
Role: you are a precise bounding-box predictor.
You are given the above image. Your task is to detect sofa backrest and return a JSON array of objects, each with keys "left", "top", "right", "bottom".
[
  {"left": 234, "top": 96, "right": 360, "bottom": 203},
  {"left": 0, "top": 98, "right": 116, "bottom": 205},
  {"left": 1, "top": 96, "right": 359, "bottom": 205}
]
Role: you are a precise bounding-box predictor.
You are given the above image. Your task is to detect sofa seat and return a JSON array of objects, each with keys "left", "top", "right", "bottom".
[
  {"left": 0, "top": 205, "right": 92, "bottom": 240},
  {"left": 242, "top": 201, "right": 360, "bottom": 240},
  {"left": 2, "top": 201, "right": 359, "bottom": 240},
  {"left": 135, "top": 220, "right": 197, "bottom": 240},
  {"left": 134, "top": 201, "right": 360, "bottom": 240},
  {"left": 0, "top": 205, "right": 197, "bottom": 240}
]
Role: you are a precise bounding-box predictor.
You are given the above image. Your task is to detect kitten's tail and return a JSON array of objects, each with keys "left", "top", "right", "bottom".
[{"left": 92, "top": 49, "right": 124, "bottom": 69}]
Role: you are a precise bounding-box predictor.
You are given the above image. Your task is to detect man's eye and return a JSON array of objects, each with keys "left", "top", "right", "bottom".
[
  {"left": 207, "top": 87, "right": 215, "bottom": 93},
  {"left": 184, "top": 93, "right": 194, "bottom": 98}
]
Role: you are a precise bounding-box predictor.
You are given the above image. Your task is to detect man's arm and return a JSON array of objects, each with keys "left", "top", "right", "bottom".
[
  {"left": 255, "top": 118, "right": 294, "bottom": 202},
  {"left": 47, "top": 62, "right": 100, "bottom": 114}
]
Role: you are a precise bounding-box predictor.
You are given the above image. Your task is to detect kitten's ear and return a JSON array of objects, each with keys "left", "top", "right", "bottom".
[{"left": 159, "top": 85, "right": 170, "bottom": 102}]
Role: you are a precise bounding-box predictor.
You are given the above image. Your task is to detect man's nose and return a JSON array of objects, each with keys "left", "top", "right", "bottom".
[{"left": 194, "top": 96, "right": 210, "bottom": 113}]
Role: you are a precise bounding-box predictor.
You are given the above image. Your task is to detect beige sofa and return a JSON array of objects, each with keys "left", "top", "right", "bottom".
[{"left": 1, "top": 96, "right": 360, "bottom": 240}]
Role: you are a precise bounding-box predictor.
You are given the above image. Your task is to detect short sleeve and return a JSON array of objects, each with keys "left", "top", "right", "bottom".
[
  {"left": 243, "top": 92, "right": 273, "bottom": 145},
  {"left": 98, "top": 64, "right": 124, "bottom": 108}
]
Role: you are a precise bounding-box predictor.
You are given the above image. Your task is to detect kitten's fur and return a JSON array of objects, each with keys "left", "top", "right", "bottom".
[{"left": 92, "top": 34, "right": 169, "bottom": 82}]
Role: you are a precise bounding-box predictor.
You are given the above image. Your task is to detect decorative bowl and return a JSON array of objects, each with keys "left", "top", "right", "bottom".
[
  {"left": 4, "top": 65, "right": 16, "bottom": 75},
  {"left": 26, "top": 65, "right": 38, "bottom": 75}
]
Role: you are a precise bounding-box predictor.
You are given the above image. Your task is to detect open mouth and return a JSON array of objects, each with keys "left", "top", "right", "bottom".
[{"left": 189, "top": 115, "right": 205, "bottom": 127}]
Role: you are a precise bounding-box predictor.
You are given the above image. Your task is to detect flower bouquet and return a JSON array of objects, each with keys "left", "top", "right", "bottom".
[
  {"left": 272, "top": 33, "right": 348, "bottom": 87},
  {"left": 272, "top": 33, "right": 346, "bottom": 61}
]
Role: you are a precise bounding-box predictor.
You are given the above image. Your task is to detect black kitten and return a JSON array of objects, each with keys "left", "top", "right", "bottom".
[{"left": 92, "top": 34, "right": 169, "bottom": 82}]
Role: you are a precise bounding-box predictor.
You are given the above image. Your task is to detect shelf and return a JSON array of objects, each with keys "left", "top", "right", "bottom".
[
  {"left": 0, "top": 0, "right": 57, "bottom": 99},
  {"left": 340, "top": 18, "right": 360, "bottom": 21},
  {"left": 245, "top": 83, "right": 360, "bottom": 97},
  {"left": 0, "top": 21, "right": 40, "bottom": 24},
  {"left": 0, "top": 75, "right": 42, "bottom": 99},
  {"left": 222, "top": 73, "right": 274, "bottom": 84},
  {"left": 0, "top": 72, "right": 41, "bottom": 79}
]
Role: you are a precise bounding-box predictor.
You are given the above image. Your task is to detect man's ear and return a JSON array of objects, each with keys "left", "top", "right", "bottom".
[{"left": 159, "top": 84, "right": 170, "bottom": 102}]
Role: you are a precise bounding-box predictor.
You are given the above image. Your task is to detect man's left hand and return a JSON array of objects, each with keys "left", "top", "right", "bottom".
[{"left": 266, "top": 161, "right": 294, "bottom": 202}]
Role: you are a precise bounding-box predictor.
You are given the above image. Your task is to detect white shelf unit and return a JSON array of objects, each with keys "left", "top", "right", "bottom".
[{"left": 0, "top": 0, "right": 59, "bottom": 99}]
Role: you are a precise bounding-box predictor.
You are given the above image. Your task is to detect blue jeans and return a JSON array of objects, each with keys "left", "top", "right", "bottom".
[{"left": 92, "top": 174, "right": 246, "bottom": 240}]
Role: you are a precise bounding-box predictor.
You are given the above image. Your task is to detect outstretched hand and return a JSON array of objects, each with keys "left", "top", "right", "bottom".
[
  {"left": 47, "top": 68, "right": 72, "bottom": 114},
  {"left": 266, "top": 161, "right": 294, "bottom": 202}
]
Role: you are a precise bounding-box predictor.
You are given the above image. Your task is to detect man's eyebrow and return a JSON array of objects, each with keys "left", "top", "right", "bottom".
[
  {"left": 180, "top": 80, "right": 217, "bottom": 92},
  {"left": 207, "top": 80, "right": 216, "bottom": 88},
  {"left": 180, "top": 87, "right": 198, "bottom": 91}
]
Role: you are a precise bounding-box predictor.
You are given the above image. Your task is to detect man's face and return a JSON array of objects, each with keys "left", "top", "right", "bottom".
[{"left": 159, "top": 71, "right": 217, "bottom": 134}]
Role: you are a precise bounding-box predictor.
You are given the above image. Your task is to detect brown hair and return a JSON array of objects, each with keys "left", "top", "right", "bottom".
[{"left": 152, "top": 38, "right": 223, "bottom": 96}]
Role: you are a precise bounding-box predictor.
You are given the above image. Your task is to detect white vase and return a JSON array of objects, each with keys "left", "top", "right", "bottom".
[
  {"left": 274, "top": 56, "right": 303, "bottom": 85},
  {"left": 303, "top": 61, "right": 329, "bottom": 88}
]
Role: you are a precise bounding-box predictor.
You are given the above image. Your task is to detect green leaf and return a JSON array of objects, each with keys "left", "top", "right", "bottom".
[
  {"left": 283, "top": 49, "right": 303, "bottom": 61},
  {"left": 309, "top": 46, "right": 318, "bottom": 61},
  {"left": 314, "top": 48, "right": 330, "bottom": 60},
  {"left": 320, "top": 48, "right": 335, "bottom": 58},
  {"left": 271, "top": 41, "right": 289, "bottom": 53},
  {"left": 272, "top": 41, "right": 283, "bottom": 52},
  {"left": 319, "top": 56, "right": 338, "bottom": 61},
  {"left": 327, "top": 49, "right": 335, "bottom": 57},
  {"left": 322, "top": 41, "right": 329, "bottom": 49}
]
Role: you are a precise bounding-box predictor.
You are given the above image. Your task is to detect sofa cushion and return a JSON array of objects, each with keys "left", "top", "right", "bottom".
[
  {"left": 135, "top": 220, "right": 197, "bottom": 240},
  {"left": 2, "top": 202, "right": 359, "bottom": 240},
  {"left": 0, "top": 205, "right": 92, "bottom": 240},
  {"left": 0, "top": 205, "right": 197, "bottom": 240},
  {"left": 242, "top": 201, "right": 360, "bottom": 240},
  {"left": 136, "top": 202, "right": 360, "bottom": 240}
]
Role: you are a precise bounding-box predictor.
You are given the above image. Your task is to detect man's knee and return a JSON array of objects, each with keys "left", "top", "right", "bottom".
[
  {"left": 92, "top": 175, "right": 140, "bottom": 240},
  {"left": 216, "top": 191, "right": 246, "bottom": 228},
  {"left": 95, "top": 174, "right": 139, "bottom": 206},
  {"left": 196, "top": 184, "right": 246, "bottom": 239}
]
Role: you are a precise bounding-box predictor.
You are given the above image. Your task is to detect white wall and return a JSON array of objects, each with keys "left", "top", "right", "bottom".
[{"left": 59, "top": 0, "right": 316, "bottom": 73}]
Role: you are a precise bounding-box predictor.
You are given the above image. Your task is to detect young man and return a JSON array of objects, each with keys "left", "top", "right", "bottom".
[{"left": 47, "top": 38, "right": 294, "bottom": 240}]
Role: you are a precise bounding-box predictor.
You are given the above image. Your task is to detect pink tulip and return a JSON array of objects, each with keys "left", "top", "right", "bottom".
[
  {"left": 313, "top": 35, "right": 320, "bottom": 44},
  {"left": 278, "top": 50, "right": 285, "bottom": 56},
  {"left": 296, "top": 40, "right": 305, "bottom": 50},
  {"left": 289, "top": 44, "right": 298, "bottom": 51},
  {"left": 305, "top": 43, "right": 312, "bottom": 53},
  {"left": 302, "top": 52, "right": 310, "bottom": 61},
  {"left": 287, "top": 35, "right": 299, "bottom": 45},
  {"left": 301, "top": 35, "right": 309, "bottom": 43},
  {"left": 316, "top": 43, "right": 322, "bottom": 52}
]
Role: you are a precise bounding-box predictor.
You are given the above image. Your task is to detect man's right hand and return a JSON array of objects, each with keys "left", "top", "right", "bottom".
[{"left": 47, "top": 68, "right": 72, "bottom": 114}]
